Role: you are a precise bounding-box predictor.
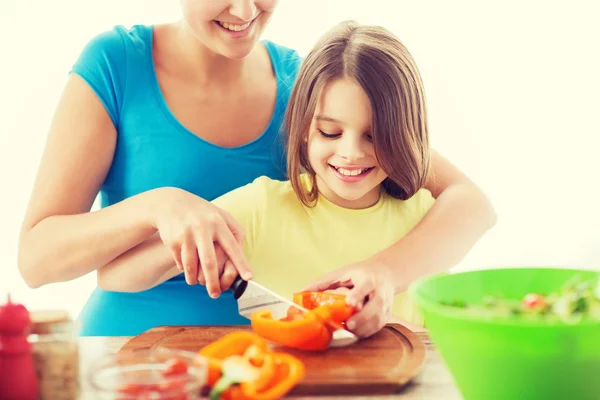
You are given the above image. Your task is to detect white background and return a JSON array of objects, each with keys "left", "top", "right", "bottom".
[{"left": 1, "top": 1, "right": 599, "bottom": 318}]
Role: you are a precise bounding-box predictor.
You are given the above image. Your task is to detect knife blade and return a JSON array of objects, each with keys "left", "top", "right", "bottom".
[{"left": 230, "top": 276, "right": 358, "bottom": 348}]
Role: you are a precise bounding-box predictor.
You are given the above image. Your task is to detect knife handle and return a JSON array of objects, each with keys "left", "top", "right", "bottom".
[{"left": 230, "top": 275, "right": 248, "bottom": 300}]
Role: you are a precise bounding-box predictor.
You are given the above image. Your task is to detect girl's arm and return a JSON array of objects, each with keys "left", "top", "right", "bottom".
[
  {"left": 96, "top": 233, "right": 181, "bottom": 292},
  {"left": 303, "top": 150, "right": 495, "bottom": 338},
  {"left": 95, "top": 232, "right": 229, "bottom": 292},
  {"left": 96, "top": 180, "right": 267, "bottom": 294},
  {"left": 380, "top": 149, "right": 497, "bottom": 292}
]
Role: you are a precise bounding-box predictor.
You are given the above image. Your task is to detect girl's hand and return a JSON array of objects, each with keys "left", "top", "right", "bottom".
[
  {"left": 301, "top": 262, "right": 395, "bottom": 338},
  {"left": 152, "top": 187, "right": 252, "bottom": 298}
]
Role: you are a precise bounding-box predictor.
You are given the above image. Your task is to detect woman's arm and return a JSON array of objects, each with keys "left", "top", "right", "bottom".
[
  {"left": 379, "top": 149, "right": 497, "bottom": 292},
  {"left": 18, "top": 75, "right": 248, "bottom": 294},
  {"left": 18, "top": 74, "right": 162, "bottom": 288}
]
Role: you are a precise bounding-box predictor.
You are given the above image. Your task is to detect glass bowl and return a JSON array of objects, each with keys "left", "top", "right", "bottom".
[{"left": 88, "top": 347, "right": 208, "bottom": 400}]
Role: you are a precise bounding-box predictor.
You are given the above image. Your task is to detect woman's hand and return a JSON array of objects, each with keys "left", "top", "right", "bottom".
[
  {"left": 301, "top": 262, "right": 395, "bottom": 338},
  {"left": 152, "top": 187, "right": 252, "bottom": 298}
]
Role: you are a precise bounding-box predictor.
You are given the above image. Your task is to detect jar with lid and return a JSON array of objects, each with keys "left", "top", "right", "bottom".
[{"left": 28, "top": 310, "right": 80, "bottom": 400}]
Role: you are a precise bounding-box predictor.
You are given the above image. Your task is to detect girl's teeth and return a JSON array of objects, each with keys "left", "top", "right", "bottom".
[
  {"left": 336, "top": 167, "right": 369, "bottom": 176},
  {"left": 218, "top": 21, "right": 251, "bottom": 32}
]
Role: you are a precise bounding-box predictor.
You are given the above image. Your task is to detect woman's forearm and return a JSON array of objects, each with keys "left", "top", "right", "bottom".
[
  {"left": 18, "top": 188, "right": 170, "bottom": 288},
  {"left": 381, "top": 182, "right": 496, "bottom": 293}
]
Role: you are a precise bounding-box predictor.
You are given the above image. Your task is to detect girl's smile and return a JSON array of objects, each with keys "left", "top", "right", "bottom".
[
  {"left": 308, "top": 77, "right": 388, "bottom": 210},
  {"left": 328, "top": 164, "right": 376, "bottom": 183}
]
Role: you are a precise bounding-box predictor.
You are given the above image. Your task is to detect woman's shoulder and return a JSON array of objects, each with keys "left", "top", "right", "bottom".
[
  {"left": 75, "top": 24, "right": 152, "bottom": 60},
  {"left": 70, "top": 24, "right": 154, "bottom": 127},
  {"left": 262, "top": 40, "right": 302, "bottom": 87}
]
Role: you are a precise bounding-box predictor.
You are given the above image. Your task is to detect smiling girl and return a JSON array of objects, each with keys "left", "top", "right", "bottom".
[{"left": 98, "top": 21, "right": 445, "bottom": 337}]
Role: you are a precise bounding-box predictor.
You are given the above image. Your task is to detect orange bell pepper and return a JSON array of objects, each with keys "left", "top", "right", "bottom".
[
  {"left": 200, "top": 331, "right": 270, "bottom": 360},
  {"left": 223, "top": 353, "right": 305, "bottom": 400},
  {"left": 294, "top": 291, "right": 356, "bottom": 332},
  {"left": 250, "top": 296, "right": 357, "bottom": 351},
  {"left": 198, "top": 331, "right": 304, "bottom": 400},
  {"left": 293, "top": 291, "right": 347, "bottom": 309},
  {"left": 199, "top": 331, "right": 269, "bottom": 387},
  {"left": 251, "top": 309, "right": 332, "bottom": 351}
]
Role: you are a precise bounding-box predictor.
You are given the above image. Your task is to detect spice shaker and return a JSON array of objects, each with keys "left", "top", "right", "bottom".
[
  {"left": 0, "top": 294, "right": 38, "bottom": 400},
  {"left": 29, "top": 309, "right": 80, "bottom": 400}
]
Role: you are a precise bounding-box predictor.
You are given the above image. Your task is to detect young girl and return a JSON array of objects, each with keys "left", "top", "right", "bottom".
[{"left": 98, "top": 21, "right": 440, "bottom": 337}]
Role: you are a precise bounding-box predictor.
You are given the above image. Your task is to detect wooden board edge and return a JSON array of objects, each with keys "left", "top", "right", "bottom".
[
  {"left": 120, "top": 326, "right": 187, "bottom": 353},
  {"left": 118, "top": 323, "right": 427, "bottom": 395},
  {"left": 386, "top": 323, "right": 428, "bottom": 390}
]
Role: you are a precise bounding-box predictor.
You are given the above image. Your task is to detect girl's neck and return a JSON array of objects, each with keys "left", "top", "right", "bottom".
[
  {"left": 172, "top": 21, "right": 254, "bottom": 86},
  {"left": 314, "top": 175, "right": 383, "bottom": 210}
]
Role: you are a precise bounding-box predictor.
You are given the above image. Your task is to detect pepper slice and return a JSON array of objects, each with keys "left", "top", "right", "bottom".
[
  {"left": 251, "top": 298, "right": 357, "bottom": 351},
  {"left": 200, "top": 331, "right": 270, "bottom": 360},
  {"left": 294, "top": 292, "right": 356, "bottom": 332},
  {"left": 251, "top": 309, "right": 332, "bottom": 351},
  {"left": 198, "top": 331, "right": 304, "bottom": 400},
  {"left": 224, "top": 353, "right": 305, "bottom": 400},
  {"left": 293, "top": 291, "right": 347, "bottom": 309},
  {"left": 200, "top": 331, "right": 270, "bottom": 387}
]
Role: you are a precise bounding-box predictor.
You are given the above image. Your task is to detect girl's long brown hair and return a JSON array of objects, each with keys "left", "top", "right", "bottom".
[{"left": 285, "top": 21, "right": 431, "bottom": 207}]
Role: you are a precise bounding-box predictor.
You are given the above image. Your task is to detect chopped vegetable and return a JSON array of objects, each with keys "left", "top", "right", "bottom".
[
  {"left": 198, "top": 332, "right": 305, "bottom": 400},
  {"left": 442, "top": 275, "right": 600, "bottom": 322},
  {"left": 250, "top": 292, "right": 356, "bottom": 351}
]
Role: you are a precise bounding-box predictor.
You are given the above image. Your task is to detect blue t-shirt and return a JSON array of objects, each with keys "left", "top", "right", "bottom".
[{"left": 74, "top": 25, "right": 301, "bottom": 336}]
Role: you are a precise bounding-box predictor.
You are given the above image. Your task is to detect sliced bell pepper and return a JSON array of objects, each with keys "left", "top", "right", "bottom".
[
  {"left": 200, "top": 331, "right": 269, "bottom": 387},
  {"left": 200, "top": 331, "right": 270, "bottom": 360},
  {"left": 223, "top": 353, "right": 305, "bottom": 400},
  {"left": 251, "top": 309, "right": 332, "bottom": 351},
  {"left": 293, "top": 291, "right": 347, "bottom": 309},
  {"left": 251, "top": 298, "right": 357, "bottom": 351},
  {"left": 198, "top": 331, "right": 304, "bottom": 400},
  {"left": 294, "top": 292, "right": 356, "bottom": 332}
]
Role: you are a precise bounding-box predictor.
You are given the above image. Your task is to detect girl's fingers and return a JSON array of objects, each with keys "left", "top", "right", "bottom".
[
  {"left": 197, "top": 270, "right": 207, "bottom": 286},
  {"left": 345, "top": 274, "right": 375, "bottom": 307},
  {"left": 219, "top": 259, "right": 238, "bottom": 292},
  {"left": 216, "top": 221, "right": 252, "bottom": 281},
  {"left": 198, "top": 244, "right": 227, "bottom": 287},
  {"left": 169, "top": 243, "right": 184, "bottom": 272},
  {"left": 181, "top": 238, "right": 199, "bottom": 285},
  {"left": 346, "top": 292, "right": 385, "bottom": 338},
  {"left": 196, "top": 234, "right": 220, "bottom": 298}
]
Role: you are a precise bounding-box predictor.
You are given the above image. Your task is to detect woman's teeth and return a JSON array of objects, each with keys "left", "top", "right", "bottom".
[
  {"left": 217, "top": 21, "right": 252, "bottom": 32},
  {"left": 335, "top": 167, "right": 371, "bottom": 176}
]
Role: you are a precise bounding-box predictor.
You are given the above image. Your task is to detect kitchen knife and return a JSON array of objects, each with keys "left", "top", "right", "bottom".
[{"left": 230, "top": 276, "right": 358, "bottom": 347}]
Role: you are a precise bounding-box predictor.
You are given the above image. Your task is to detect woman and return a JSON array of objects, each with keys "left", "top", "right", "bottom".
[{"left": 17, "top": 0, "right": 496, "bottom": 336}]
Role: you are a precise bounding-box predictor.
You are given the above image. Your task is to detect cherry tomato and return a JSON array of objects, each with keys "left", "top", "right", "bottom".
[
  {"left": 522, "top": 293, "right": 547, "bottom": 309},
  {"left": 163, "top": 357, "right": 189, "bottom": 376}
]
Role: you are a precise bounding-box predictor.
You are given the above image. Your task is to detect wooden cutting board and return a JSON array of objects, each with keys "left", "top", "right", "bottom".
[{"left": 120, "top": 324, "right": 425, "bottom": 396}]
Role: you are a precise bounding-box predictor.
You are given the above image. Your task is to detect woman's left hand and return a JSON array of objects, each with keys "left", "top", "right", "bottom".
[{"left": 300, "top": 261, "right": 395, "bottom": 338}]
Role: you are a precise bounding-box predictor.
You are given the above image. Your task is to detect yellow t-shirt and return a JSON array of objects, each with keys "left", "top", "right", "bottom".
[{"left": 212, "top": 175, "right": 435, "bottom": 325}]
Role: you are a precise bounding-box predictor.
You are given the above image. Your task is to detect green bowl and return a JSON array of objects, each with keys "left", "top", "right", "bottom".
[{"left": 411, "top": 267, "right": 600, "bottom": 400}]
